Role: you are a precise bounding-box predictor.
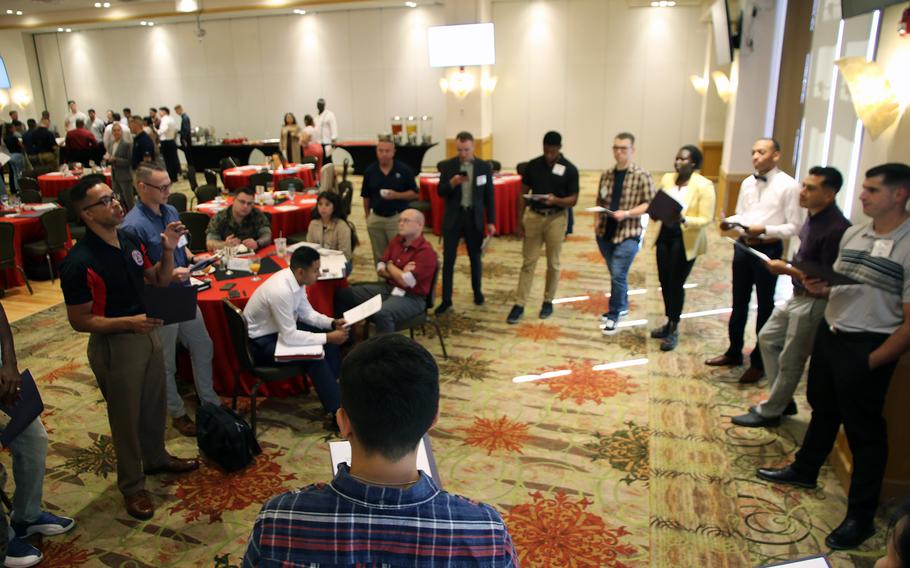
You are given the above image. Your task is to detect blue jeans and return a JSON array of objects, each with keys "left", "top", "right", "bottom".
[
  {"left": 0, "top": 417, "right": 47, "bottom": 525},
  {"left": 596, "top": 235, "right": 641, "bottom": 318}
]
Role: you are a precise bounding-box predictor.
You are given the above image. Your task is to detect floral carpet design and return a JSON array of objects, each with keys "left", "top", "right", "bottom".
[{"left": 0, "top": 172, "right": 888, "bottom": 566}]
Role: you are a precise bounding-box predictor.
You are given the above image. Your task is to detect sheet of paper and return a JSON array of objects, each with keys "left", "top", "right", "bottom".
[
  {"left": 286, "top": 241, "right": 319, "bottom": 254},
  {"left": 317, "top": 254, "right": 347, "bottom": 280},
  {"left": 724, "top": 236, "right": 772, "bottom": 263},
  {"left": 330, "top": 438, "right": 434, "bottom": 479},
  {"left": 585, "top": 206, "right": 613, "bottom": 213},
  {"left": 274, "top": 338, "right": 324, "bottom": 360},
  {"left": 342, "top": 294, "right": 382, "bottom": 327},
  {"left": 273, "top": 205, "right": 299, "bottom": 212},
  {"left": 227, "top": 257, "right": 251, "bottom": 272},
  {"left": 760, "top": 555, "right": 831, "bottom": 567},
  {"left": 0, "top": 153, "right": 10, "bottom": 167}
]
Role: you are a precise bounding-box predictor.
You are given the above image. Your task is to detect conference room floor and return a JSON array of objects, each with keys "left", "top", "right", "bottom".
[{"left": 1, "top": 171, "right": 887, "bottom": 567}]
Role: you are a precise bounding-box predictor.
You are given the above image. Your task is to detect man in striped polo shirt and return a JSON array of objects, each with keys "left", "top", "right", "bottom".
[
  {"left": 757, "top": 163, "right": 910, "bottom": 550},
  {"left": 243, "top": 335, "right": 518, "bottom": 567}
]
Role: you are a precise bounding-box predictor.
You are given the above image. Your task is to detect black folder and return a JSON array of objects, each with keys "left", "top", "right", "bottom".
[
  {"left": 646, "top": 189, "right": 683, "bottom": 224},
  {"left": 144, "top": 284, "right": 198, "bottom": 325},
  {"left": 791, "top": 260, "right": 860, "bottom": 287},
  {"left": 0, "top": 370, "right": 44, "bottom": 448}
]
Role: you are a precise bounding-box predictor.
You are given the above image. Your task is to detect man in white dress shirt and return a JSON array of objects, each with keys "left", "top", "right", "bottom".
[
  {"left": 87, "top": 109, "right": 105, "bottom": 142},
  {"left": 243, "top": 247, "right": 348, "bottom": 430},
  {"left": 157, "top": 107, "right": 181, "bottom": 185},
  {"left": 706, "top": 138, "right": 804, "bottom": 384},
  {"left": 66, "top": 100, "right": 87, "bottom": 132},
  {"left": 316, "top": 98, "right": 338, "bottom": 164}
]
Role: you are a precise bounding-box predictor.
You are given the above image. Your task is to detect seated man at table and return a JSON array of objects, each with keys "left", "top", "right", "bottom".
[
  {"left": 243, "top": 246, "right": 348, "bottom": 430},
  {"left": 335, "top": 209, "right": 436, "bottom": 334},
  {"left": 361, "top": 136, "right": 419, "bottom": 266},
  {"left": 122, "top": 163, "right": 221, "bottom": 437},
  {"left": 205, "top": 186, "right": 273, "bottom": 252}
]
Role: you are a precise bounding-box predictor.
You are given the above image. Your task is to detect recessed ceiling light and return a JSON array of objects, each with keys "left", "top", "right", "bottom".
[
  {"left": 57, "top": 27, "right": 64, "bottom": 31},
  {"left": 293, "top": 8, "right": 306, "bottom": 14},
  {"left": 16, "top": 10, "right": 22, "bottom": 14},
  {"left": 65, "top": 28, "right": 72, "bottom": 32},
  {"left": 140, "top": 20, "right": 147, "bottom": 25},
  {"left": 405, "top": 1, "right": 418, "bottom": 7},
  {"left": 147, "top": 22, "right": 154, "bottom": 26}
]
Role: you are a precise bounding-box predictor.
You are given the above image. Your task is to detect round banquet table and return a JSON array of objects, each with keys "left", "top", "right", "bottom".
[
  {"left": 38, "top": 170, "right": 112, "bottom": 199},
  {"left": 418, "top": 173, "right": 523, "bottom": 236},
  {"left": 0, "top": 207, "right": 73, "bottom": 289},
  {"left": 222, "top": 163, "right": 316, "bottom": 192},
  {"left": 196, "top": 194, "right": 318, "bottom": 239},
  {"left": 192, "top": 245, "right": 348, "bottom": 397}
]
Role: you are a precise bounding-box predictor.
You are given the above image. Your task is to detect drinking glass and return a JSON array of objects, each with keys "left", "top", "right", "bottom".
[
  {"left": 249, "top": 258, "right": 262, "bottom": 281},
  {"left": 274, "top": 237, "right": 287, "bottom": 258},
  {"left": 223, "top": 245, "right": 234, "bottom": 275}
]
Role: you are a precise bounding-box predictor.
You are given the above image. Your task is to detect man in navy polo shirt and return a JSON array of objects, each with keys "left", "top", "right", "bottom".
[
  {"left": 60, "top": 174, "right": 198, "bottom": 521},
  {"left": 122, "top": 163, "right": 220, "bottom": 438},
  {"left": 361, "top": 136, "right": 419, "bottom": 267}
]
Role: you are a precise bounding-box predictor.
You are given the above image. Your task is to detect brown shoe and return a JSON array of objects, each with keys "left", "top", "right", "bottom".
[
  {"left": 705, "top": 354, "right": 744, "bottom": 367},
  {"left": 739, "top": 367, "right": 765, "bottom": 384},
  {"left": 124, "top": 490, "right": 154, "bottom": 520},
  {"left": 172, "top": 414, "right": 197, "bottom": 437},
  {"left": 145, "top": 455, "right": 200, "bottom": 475}
]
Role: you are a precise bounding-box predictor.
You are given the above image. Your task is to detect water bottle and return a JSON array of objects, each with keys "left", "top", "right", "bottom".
[{"left": 287, "top": 182, "right": 296, "bottom": 201}]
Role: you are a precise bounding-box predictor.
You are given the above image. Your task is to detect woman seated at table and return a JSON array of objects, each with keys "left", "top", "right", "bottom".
[
  {"left": 306, "top": 191, "right": 355, "bottom": 275},
  {"left": 280, "top": 113, "right": 302, "bottom": 164}
]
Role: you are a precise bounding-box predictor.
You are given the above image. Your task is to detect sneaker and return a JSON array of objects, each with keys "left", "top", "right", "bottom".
[
  {"left": 12, "top": 510, "right": 76, "bottom": 538},
  {"left": 539, "top": 302, "right": 553, "bottom": 319},
  {"left": 506, "top": 305, "right": 524, "bottom": 325},
  {"left": 601, "top": 318, "right": 618, "bottom": 335},
  {"left": 600, "top": 310, "right": 628, "bottom": 327},
  {"left": 4, "top": 537, "right": 43, "bottom": 568}
]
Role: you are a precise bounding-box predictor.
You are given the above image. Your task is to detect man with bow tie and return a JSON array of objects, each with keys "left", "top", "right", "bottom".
[{"left": 705, "top": 138, "right": 803, "bottom": 384}]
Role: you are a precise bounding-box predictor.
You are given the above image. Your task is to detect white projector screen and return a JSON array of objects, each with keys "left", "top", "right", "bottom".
[{"left": 427, "top": 23, "right": 495, "bottom": 68}]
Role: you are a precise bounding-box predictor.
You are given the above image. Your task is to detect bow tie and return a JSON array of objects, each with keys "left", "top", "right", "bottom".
[{"left": 754, "top": 174, "right": 768, "bottom": 183}]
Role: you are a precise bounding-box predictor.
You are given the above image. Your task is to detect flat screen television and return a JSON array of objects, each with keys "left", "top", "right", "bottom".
[
  {"left": 711, "top": 0, "right": 733, "bottom": 66},
  {"left": 0, "top": 57, "right": 10, "bottom": 90},
  {"left": 427, "top": 23, "right": 495, "bottom": 68},
  {"left": 842, "top": 0, "right": 904, "bottom": 19}
]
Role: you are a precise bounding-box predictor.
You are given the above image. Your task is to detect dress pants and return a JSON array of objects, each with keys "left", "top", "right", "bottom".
[
  {"left": 792, "top": 322, "right": 895, "bottom": 523},
  {"left": 366, "top": 212, "right": 400, "bottom": 268},
  {"left": 725, "top": 240, "right": 782, "bottom": 369},
  {"left": 86, "top": 331, "right": 169, "bottom": 496},
  {"left": 655, "top": 227, "right": 695, "bottom": 322},
  {"left": 158, "top": 306, "right": 220, "bottom": 418},
  {"left": 441, "top": 207, "right": 484, "bottom": 305},
  {"left": 516, "top": 208, "right": 567, "bottom": 306},
  {"left": 160, "top": 140, "right": 180, "bottom": 184},
  {"left": 335, "top": 283, "right": 425, "bottom": 335}
]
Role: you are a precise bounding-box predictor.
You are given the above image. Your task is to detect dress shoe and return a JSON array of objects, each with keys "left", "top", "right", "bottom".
[
  {"left": 756, "top": 465, "right": 817, "bottom": 489},
  {"left": 739, "top": 367, "right": 765, "bottom": 384},
  {"left": 172, "top": 414, "right": 197, "bottom": 437},
  {"left": 434, "top": 302, "right": 452, "bottom": 315},
  {"left": 825, "top": 518, "right": 875, "bottom": 550},
  {"left": 506, "top": 305, "right": 524, "bottom": 325},
  {"left": 783, "top": 400, "right": 798, "bottom": 416},
  {"left": 474, "top": 293, "right": 485, "bottom": 306},
  {"left": 660, "top": 331, "right": 679, "bottom": 351},
  {"left": 124, "top": 490, "right": 154, "bottom": 520},
  {"left": 650, "top": 322, "right": 671, "bottom": 339},
  {"left": 539, "top": 302, "right": 553, "bottom": 319},
  {"left": 732, "top": 408, "right": 780, "bottom": 428},
  {"left": 144, "top": 455, "right": 200, "bottom": 475},
  {"left": 705, "top": 354, "right": 743, "bottom": 366}
]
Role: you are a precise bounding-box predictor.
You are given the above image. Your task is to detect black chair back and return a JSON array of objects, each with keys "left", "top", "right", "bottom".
[
  {"left": 516, "top": 161, "right": 528, "bottom": 176},
  {"left": 299, "top": 156, "right": 318, "bottom": 167},
  {"left": 195, "top": 184, "right": 219, "bottom": 204},
  {"left": 219, "top": 157, "right": 238, "bottom": 171},
  {"left": 489, "top": 160, "right": 502, "bottom": 173},
  {"left": 186, "top": 165, "right": 199, "bottom": 191},
  {"left": 20, "top": 188, "right": 43, "bottom": 204},
  {"left": 425, "top": 261, "right": 440, "bottom": 311},
  {"left": 340, "top": 183, "right": 353, "bottom": 217},
  {"left": 40, "top": 208, "right": 69, "bottom": 249},
  {"left": 247, "top": 172, "right": 273, "bottom": 191},
  {"left": 179, "top": 211, "right": 210, "bottom": 253},
  {"left": 0, "top": 223, "right": 15, "bottom": 267},
  {"left": 277, "top": 178, "right": 303, "bottom": 193},
  {"left": 203, "top": 169, "right": 219, "bottom": 187},
  {"left": 56, "top": 188, "right": 79, "bottom": 223},
  {"left": 222, "top": 299, "right": 256, "bottom": 373},
  {"left": 18, "top": 177, "right": 40, "bottom": 192},
  {"left": 168, "top": 192, "right": 188, "bottom": 213}
]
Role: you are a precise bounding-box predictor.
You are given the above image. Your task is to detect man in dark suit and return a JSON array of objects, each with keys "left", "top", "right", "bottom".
[
  {"left": 435, "top": 131, "right": 495, "bottom": 314},
  {"left": 129, "top": 116, "right": 155, "bottom": 170}
]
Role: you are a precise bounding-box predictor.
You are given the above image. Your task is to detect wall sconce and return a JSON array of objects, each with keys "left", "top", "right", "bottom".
[
  {"left": 480, "top": 72, "right": 497, "bottom": 94},
  {"left": 12, "top": 90, "right": 30, "bottom": 107},
  {"left": 689, "top": 74, "right": 708, "bottom": 95},
  {"left": 0, "top": 91, "right": 9, "bottom": 109},
  {"left": 836, "top": 56, "right": 901, "bottom": 139},
  {"left": 439, "top": 66, "right": 476, "bottom": 99},
  {"left": 711, "top": 71, "right": 733, "bottom": 102}
]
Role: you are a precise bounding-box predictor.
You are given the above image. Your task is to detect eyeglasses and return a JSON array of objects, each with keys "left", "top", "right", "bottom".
[
  {"left": 142, "top": 181, "right": 171, "bottom": 192},
  {"left": 612, "top": 146, "right": 632, "bottom": 151},
  {"left": 82, "top": 194, "right": 121, "bottom": 210}
]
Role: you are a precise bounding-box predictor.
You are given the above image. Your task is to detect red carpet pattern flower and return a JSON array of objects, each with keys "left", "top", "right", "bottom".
[
  {"left": 515, "top": 322, "right": 562, "bottom": 342},
  {"left": 539, "top": 361, "right": 638, "bottom": 405},
  {"left": 167, "top": 452, "right": 296, "bottom": 523},
  {"left": 461, "top": 415, "right": 531, "bottom": 455},
  {"left": 505, "top": 491, "right": 636, "bottom": 567},
  {"left": 39, "top": 536, "right": 96, "bottom": 567}
]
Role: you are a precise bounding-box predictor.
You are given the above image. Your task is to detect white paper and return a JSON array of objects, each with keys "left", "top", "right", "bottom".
[
  {"left": 552, "top": 163, "right": 566, "bottom": 176},
  {"left": 26, "top": 203, "right": 57, "bottom": 211},
  {"left": 176, "top": 234, "right": 188, "bottom": 249},
  {"left": 476, "top": 174, "right": 487, "bottom": 186},
  {"left": 342, "top": 294, "right": 382, "bottom": 327},
  {"left": 317, "top": 254, "right": 347, "bottom": 280},
  {"left": 273, "top": 205, "right": 299, "bottom": 212},
  {"left": 286, "top": 241, "right": 319, "bottom": 254},
  {"left": 274, "top": 338, "right": 324, "bottom": 359},
  {"left": 391, "top": 287, "right": 406, "bottom": 297},
  {"left": 725, "top": 236, "right": 772, "bottom": 263},
  {"left": 585, "top": 206, "right": 612, "bottom": 213},
  {"left": 329, "top": 439, "right": 433, "bottom": 478},
  {"left": 762, "top": 557, "right": 830, "bottom": 568},
  {"left": 0, "top": 153, "right": 10, "bottom": 167},
  {"left": 227, "top": 257, "right": 251, "bottom": 272}
]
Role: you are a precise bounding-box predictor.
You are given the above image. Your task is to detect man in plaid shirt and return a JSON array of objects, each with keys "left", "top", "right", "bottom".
[
  {"left": 595, "top": 132, "right": 656, "bottom": 334},
  {"left": 242, "top": 335, "right": 518, "bottom": 567}
]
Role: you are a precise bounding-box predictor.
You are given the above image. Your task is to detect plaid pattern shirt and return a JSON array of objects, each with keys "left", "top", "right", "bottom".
[
  {"left": 595, "top": 163, "right": 656, "bottom": 243},
  {"left": 242, "top": 464, "right": 518, "bottom": 567}
]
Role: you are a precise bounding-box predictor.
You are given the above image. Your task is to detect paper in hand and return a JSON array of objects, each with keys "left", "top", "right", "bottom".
[
  {"left": 724, "top": 236, "right": 772, "bottom": 263},
  {"left": 342, "top": 294, "right": 382, "bottom": 327},
  {"left": 585, "top": 206, "right": 614, "bottom": 214}
]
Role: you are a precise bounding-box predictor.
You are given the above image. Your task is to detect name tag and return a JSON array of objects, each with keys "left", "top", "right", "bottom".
[
  {"left": 476, "top": 174, "right": 487, "bottom": 186},
  {"left": 177, "top": 235, "right": 188, "bottom": 249},
  {"left": 552, "top": 163, "right": 566, "bottom": 176},
  {"left": 871, "top": 239, "right": 894, "bottom": 258}
]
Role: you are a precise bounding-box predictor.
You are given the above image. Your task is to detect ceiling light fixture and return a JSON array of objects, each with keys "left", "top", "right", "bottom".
[
  {"left": 94, "top": 2, "right": 111, "bottom": 7},
  {"left": 177, "top": 0, "right": 199, "bottom": 13},
  {"left": 405, "top": 1, "right": 418, "bottom": 7},
  {"left": 293, "top": 8, "right": 306, "bottom": 14},
  {"left": 6, "top": 9, "right": 22, "bottom": 15}
]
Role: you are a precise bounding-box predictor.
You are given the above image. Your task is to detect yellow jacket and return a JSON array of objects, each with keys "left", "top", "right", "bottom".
[{"left": 655, "top": 171, "right": 716, "bottom": 260}]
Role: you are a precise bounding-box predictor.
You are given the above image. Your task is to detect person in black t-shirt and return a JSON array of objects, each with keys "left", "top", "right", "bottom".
[{"left": 361, "top": 137, "right": 418, "bottom": 265}]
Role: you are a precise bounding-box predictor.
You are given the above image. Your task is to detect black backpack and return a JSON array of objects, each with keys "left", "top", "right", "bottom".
[{"left": 196, "top": 403, "right": 262, "bottom": 472}]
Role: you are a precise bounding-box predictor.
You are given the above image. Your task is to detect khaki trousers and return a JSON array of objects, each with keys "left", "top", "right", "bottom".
[
  {"left": 87, "top": 330, "right": 169, "bottom": 496},
  {"left": 367, "top": 212, "right": 400, "bottom": 267},
  {"left": 516, "top": 209, "right": 568, "bottom": 306}
]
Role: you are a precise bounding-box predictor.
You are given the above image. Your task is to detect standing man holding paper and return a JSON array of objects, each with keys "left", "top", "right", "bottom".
[
  {"left": 507, "top": 131, "right": 579, "bottom": 324},
  {"left": 435, "top": 131, "right": 495, "bottom": 314},
  {"left": 59, "top": 174, "right": 199, "bottom": 521},
  {"left": 706, "top": 138, "right": 803, "bottom": 383},
  {"left": 756, "top": 163, "right": 910, "bottom": 550}
]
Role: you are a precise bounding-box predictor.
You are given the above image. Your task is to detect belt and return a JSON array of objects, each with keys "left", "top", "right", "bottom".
[
  {"left": 371, "top": 210, "right": 400, "bottom": 218},
  {"left": 741, "top": 236, "right": 782, "bottom": 246},
  {"left": 529, "top": 207, "right": 564, "bottom": 217}
]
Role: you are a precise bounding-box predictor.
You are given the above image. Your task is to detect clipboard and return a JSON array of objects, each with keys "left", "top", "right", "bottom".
[
  {"left": 0, "top": 370, "right": 44, "bottom": 448},
  {"left": 144, "top": 284, "right": 198, "bottom": 325},
  {"left": 790, "top": 260, "right": 860, "bottom": 286}
]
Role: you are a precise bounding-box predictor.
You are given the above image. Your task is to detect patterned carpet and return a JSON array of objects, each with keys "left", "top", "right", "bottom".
[{"left": 3, "top": 171, "right": 891, "bottom": 567}]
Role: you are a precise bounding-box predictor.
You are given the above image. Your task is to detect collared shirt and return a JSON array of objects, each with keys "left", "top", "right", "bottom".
[
  {"left": 121, "top": 202, "right": 190, "bottom": 268},
  {"left": 243, "top": 267, "right": 333, "bottom": 345},
  {"left": 179, "top": 113, "right": 192, "bottom": 140},
  {"left": 380, "top": 234, "right": 437, "bottom": 297},
  {"left": 521, "top": 153, "right": 580, "bottom": 213},
  {"left": 66, "top": 111, "right": 87, "bottom": 131},
  {"left": 460, "top": 159, "right": 475, "bottom": 209},
  {"left": 206, "top": 206, "right": 272, "bottom": 245},
  {"left": 595, "top": 162, "right": 656, "bottom": 243},
  {"left": 317, "top": 110, "right": 338, "bottom": 144},
  {"left": 60, "top": 228, "right": 152, "bottom": 318},
  {"left": 306, "top": 218, "right": 353, "bottom": 261},
  {"left": 157, "top": 114, "right": 178, "bottom": 141},
  {"left": 64, "top": 128, "right": 96, "bottom": 152},
  {"left": 242, "top": 463, "right": 518, "bottom": 568},
  {"left": 89, "top": 118, "right": 105, "bottom": 141},
  {"left": 360, "top": 159, "right": 417, "bottom": 216},
  {"left": 725, "top": 168, "right": 804, "bottom": 239},
  {"left": 132, "top": 131, "right": 155, "bottom": 169},
  {"left": 103, "top": 123, "right": 132, "bottom": 150},
  {"left": 791, "top": 203, "right": 851, "bottom": 291},
  {"left": 827, "top": 216, "right": 910, "bottom": 334}
]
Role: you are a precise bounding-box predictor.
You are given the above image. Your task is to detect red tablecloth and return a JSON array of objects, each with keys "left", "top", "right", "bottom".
[
  {"left": 196, "top": 194, "right": 318, "bottom": 239},
  {"left": 0, "top": 209, "right": 73, "bottom": 289},
  {"left": 194, "top": 245, "right": 348, "bottom": 397},
  {"left": 418, "top": 173, "right": 523, "bottom": 236},
  {"left": 37, "top": 170, "right": 112, "bottom": 199},
  {"left": 222, "top": 164, "right": 316, "bottom": 192}
]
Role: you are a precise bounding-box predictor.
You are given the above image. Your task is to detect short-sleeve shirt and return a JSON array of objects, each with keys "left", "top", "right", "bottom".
[
  {"left": 381, "top": 234, "right": 437, "bottom": 298},
  {"left": 595, "top": 163, "right": 656, "bottom": 243},
  {"left": 121, "top": 202, "right": 189, "bottom": 267},
  {"left": 26, "top": 128, "right": 57, "bottom": 153},
  {"left": 827, "top": 217, "right": 910, "bottom": 334},
  {"left": 360, "top": 159, "right": 417, "bottom": 216},
  {"left": 206, "top": 206, "right": 271, "bottom": 243},
  {"left": 521, "top": 154, "right": 580, "bottom": 213},
  {"left": 60, "top": 228, "right": 152, "bottom": 317}
]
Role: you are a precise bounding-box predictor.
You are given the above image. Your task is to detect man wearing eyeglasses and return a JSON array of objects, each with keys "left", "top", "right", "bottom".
[
  {"left": 206, "top": 186, "right": 272, "bottom": 252},
  {"left": 60, "top": 174, "right": 199, "bottom": 521},
  {"left": 122, "top": 163, "right": 220, "bottom": 438}
]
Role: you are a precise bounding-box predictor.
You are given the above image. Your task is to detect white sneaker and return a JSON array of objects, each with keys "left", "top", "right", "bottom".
[
  {"left": 5, "top": 537, "right": 42, "bottom": 568},
  {"left": 601, "top": 318, "right": 618, "bottom": 335},
  {"left": 600, "top": 310, "right": 628, "bottom": 327}
]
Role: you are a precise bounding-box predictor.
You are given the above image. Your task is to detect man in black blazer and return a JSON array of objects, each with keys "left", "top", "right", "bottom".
[
  {"left": 435, "top": 131, "right": 496, "bottom": 314},
  {"left": 129, "top": 116, "right": 155, "bottom": 170}
]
